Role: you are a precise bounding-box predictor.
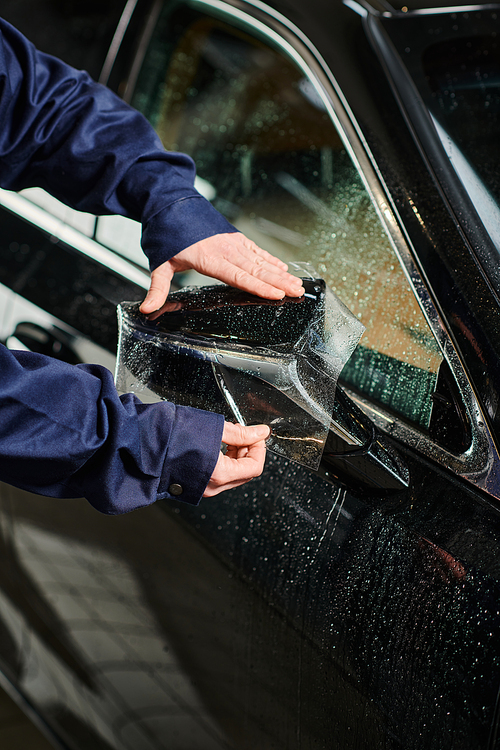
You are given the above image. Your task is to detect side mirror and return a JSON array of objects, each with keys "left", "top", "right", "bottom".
[{"left": 116, "top": 281, "right": 409, "bottom": 491}]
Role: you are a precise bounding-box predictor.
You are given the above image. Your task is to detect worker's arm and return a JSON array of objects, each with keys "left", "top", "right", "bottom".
[
  {"left": 0, "top": 345, "right": 229, "bottom": 513},
  {"left": 0, "top": 17, "right": 303, "bottom": 305}
]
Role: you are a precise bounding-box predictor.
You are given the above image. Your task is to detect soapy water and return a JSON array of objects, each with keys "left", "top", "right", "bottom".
[{"left": 115, "top": 264, "right": 364, "bottom": 469}]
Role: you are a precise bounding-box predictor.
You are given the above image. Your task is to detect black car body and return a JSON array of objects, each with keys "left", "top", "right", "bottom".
[{"left": 1, "top": 0, "right": 500, "bottom": 748}]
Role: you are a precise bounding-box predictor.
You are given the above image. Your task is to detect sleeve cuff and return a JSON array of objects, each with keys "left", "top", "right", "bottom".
[
  {"left": 141, "top": 196, "right": 236, "bottom": 271},
  {"left": 157, "top": 404, "right": 225, "bottom": 505}
]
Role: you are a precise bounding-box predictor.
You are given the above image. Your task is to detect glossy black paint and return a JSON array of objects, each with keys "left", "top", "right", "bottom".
[
  {"left": 168, "top": 455, "right": 500, "bottom": 749},
  {"left": 0, "top": 1, "right": 500, "bottom": 749},
  {"left": 2, "top": 448, "right": 499, "bottom": 749},
  {"left": 134, "top": 279, "right": 326, "bottom": 345}
]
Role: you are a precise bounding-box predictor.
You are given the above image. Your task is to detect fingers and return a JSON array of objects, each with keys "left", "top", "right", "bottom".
[
  {"left": 139, "top": 263, "right": 175, "bottom": 314},
  {"left": 203, "top": 422, "right": 270, "bottom": 497},
  {"left": 239, "top": 235, "right": 289, "bottom": 271},
  {"left": 222, "top": 422, "right": 270, "bottom": 445},
  {"left": 174, "top": 234, "right": 304, "bottom": 300},
  {"left": 225, "top": 235, "right": 305, "bottom": 298},
  {"left": 203, "top": 442, "right": 267, "bottom": 496},
  {"left": 140, "top": 231, "right": 305, "bottom": 314},
  {"left": 144, "top": 300, "right": 182, "bottom": 321},
  {"left": 230, "top": 263, "right": 304, "bottom": 300}
]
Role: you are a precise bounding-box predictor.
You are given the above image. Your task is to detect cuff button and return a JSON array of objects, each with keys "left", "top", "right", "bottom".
[{"left": 168, "top": 483, "right": 183, "bottom": 496}]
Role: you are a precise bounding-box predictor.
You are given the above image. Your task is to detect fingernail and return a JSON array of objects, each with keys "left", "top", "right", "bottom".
[{"left": 254, "top": 424, "right": 271, "bottom": 439}]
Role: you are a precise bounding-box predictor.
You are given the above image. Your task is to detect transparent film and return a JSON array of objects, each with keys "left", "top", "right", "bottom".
[{"left": 115, "top": 266, "right": 364, "bottom": 469}]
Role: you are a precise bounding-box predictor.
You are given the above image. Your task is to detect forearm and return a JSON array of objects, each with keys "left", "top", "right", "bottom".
[{"left": 0, "top": 346, "right": 224, "bottom": 513}]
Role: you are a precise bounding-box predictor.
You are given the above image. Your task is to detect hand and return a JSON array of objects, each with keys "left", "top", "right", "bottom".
[
  {"left": 140, "top": 232, "right": 304, "bottom": 313},
  {"left": 203, "top": 422, "right": 270, "bottom": 497}
]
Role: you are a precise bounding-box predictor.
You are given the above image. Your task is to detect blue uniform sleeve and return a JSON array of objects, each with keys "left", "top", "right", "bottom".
[
  {"left": 0, "top": 17, "right": 235, "bottom": 270},
  {"left": 0, "top": 345, "right": 225, "bottom": 513},
  {"left": 0, "top": 19, "right": 230, "bottom": 512}
]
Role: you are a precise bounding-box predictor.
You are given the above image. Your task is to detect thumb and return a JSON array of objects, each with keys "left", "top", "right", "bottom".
[
  {"left": 222, "top": 422, "right": 270, "bottom": 446},
  {"left": 139, "top": 262, "right": 175, "bottom": 314}
]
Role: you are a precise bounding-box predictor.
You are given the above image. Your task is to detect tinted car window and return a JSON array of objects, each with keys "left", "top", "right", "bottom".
[
  {"left": 423, "top": 32, "right": 500, "bottom": 199},
  {"left": 132, "top": 1, "right": 442, "bottom": 428},
  {"left": 379, "top": 9, "right": 500, "bottom": 296}
]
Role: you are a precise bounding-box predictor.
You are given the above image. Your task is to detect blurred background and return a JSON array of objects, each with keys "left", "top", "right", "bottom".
[{"left": 2, "top": 0, "right": 127, "bottom": 78}]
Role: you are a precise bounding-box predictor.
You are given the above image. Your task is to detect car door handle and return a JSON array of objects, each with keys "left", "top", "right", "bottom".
[{"left": 5, "top": 322, "right": 82, "bottom": 365}]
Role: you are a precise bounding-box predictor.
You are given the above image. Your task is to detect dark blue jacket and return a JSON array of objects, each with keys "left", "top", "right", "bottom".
[{"left": 0, "top": 17, "right": 228, "bottom": 512}]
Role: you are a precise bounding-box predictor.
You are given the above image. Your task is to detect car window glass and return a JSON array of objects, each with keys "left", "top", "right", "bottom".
[
  {"left": 380, "top": 10, "right": 500, "bottom": 294},
  {"left": 131, "top": 1, "right": 443, "bottom": 428}
]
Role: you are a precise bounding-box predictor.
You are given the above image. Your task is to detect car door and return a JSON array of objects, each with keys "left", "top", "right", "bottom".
[{"left": 1, "top": 1, "right": 500, "bottom": 750}]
